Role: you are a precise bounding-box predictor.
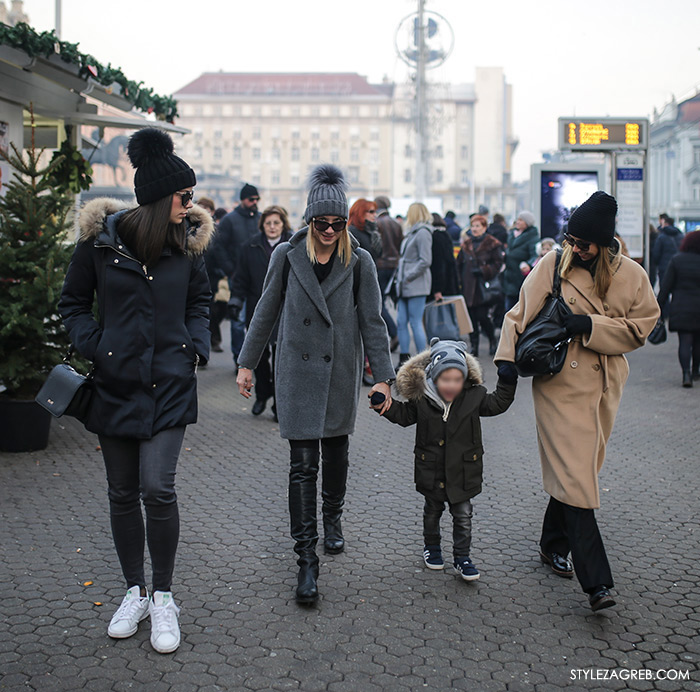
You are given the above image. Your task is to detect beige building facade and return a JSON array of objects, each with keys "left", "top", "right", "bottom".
[{"left": 174, "top": 68, "right": 517, "bottom": 224}]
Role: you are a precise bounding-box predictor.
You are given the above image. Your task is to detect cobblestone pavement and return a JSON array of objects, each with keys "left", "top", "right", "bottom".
[{"left": 1, "top": 333, "right": 699, "bottom": 692}]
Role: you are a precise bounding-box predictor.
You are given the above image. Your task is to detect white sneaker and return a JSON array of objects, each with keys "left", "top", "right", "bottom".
[
  {"left": 149, "top": 591, "right": 181, "bottom": 654},
  {"left": 108, "top": 586, "right": 149, "bottom": 639}
]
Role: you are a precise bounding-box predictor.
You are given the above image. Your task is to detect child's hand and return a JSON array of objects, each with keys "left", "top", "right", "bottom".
[{"left": 368, "top": 382, "right": 392, "bottom": 415}]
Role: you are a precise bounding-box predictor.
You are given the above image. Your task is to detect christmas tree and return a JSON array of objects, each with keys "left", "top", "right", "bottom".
[{"left": 0, "top": 122, "right": 74, "bottom": 399}]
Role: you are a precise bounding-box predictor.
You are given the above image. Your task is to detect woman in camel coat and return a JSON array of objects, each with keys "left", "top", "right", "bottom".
[{"left": 496, "top": 191, "right": 659, "bottom": 612}]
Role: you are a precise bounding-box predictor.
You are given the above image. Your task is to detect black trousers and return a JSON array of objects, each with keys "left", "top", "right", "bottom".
[
  {"left": 98, "top": 427, "right": 185, "bottom": 593},
  {"left": 540, "top": 496, "right": 613, "bottom": 593},
  {"left": 468, "top": 304, "right": 495, "bottom": 349},
  {"left": 678, "top": 331, "right": 700, "bottom": 372},
  {"left": 254, "top": 343, "right": 276, "bottom": 403}
]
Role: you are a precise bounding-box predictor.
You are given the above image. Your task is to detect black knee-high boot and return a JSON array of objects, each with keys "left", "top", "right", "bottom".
[
  {"left": 289, "top": 447, "right": 320, "bottom": 604},
  {"left": 321, "top": 438, "right": 349, "bottom": 554}
]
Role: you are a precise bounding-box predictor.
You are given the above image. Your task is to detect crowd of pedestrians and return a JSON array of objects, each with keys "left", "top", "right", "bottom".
[{"left": 54, "top": 126, "right": 690, "bottom": 656}]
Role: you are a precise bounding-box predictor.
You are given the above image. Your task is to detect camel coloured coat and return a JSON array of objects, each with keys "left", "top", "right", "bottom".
[{"left": 495, "top": 250, "right": 659, "bottom": 509}]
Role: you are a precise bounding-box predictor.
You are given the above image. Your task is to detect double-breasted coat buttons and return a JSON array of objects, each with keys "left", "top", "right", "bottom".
[
  {"left": 302, "top": 353, "right": 309, "bottom": 361},
  {"left": 571, "top": 361, "right": 579, "bottom": 369},
  {"left": 323, "top": 355, "right": 331, "bottom": 362},
  {"left": 304, "top": 318, "right": 311, "bottom": 326}
]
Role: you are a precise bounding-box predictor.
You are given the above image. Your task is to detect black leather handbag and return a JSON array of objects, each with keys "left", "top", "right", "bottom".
[
  {"left": 35, "top": 348, "right": 94, "bottom": 422},
  {"left": 647, "top": 318, "right": 667, "bottom": 345},
  {"left": 514, "top": 251, "right": 573, "bottom": 378}
]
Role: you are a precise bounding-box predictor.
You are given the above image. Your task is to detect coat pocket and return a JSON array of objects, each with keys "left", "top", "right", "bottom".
[
  {"left": 462, "top": 448, "right": 484, "bottom": 492},
  {"left": 414, "top": 447, "right": 438, "bottom": 492}
]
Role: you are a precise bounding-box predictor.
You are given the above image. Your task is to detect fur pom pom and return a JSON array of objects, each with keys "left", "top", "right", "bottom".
[
  {"left": 307, "top": 164, "right": 348, "bottom": 191},
  {"left": 127, "top": 128, "right": 174, "bottom": 168}
]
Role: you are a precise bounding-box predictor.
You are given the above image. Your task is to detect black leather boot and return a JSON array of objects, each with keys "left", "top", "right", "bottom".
[
  {"left": 470, "top": 333, "right": 480, "bottom": 358},
  {"left": 321, "top": 439, "right": 349, "bottom": 555},
  {"left": 682, "top": 370, "right": 693, "bottom": 388},
  {"left": 289, "top": 447, "right": 320, "bottom": 604}
]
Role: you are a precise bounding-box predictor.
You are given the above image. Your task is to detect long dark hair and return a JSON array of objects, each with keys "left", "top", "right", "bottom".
[{"left": 117, "top": 195, "right": 185, "bottom": 267}]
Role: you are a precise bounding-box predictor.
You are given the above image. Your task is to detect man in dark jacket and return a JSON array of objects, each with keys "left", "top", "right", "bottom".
[
  {"left": 443, "top": 211, "right": 462, "bottom": 244},
  {"left": 375, "top": 196, "right": 403, "bottom": 349},
  {"left": 217, "top": 183, "right": 262, "bottom": 365},
  {"left": 653, "top": 214, "right": 683, "bottom": 288},
  {"left": 487, "top": 213, "right": 508, "bottom": 246}
]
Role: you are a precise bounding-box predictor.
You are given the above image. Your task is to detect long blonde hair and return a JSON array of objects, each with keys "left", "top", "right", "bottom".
[
  {"left": 405, "top": 202, "right": 432, "bottom": 228},
  {"left": 559, "top": 241, "right": 622, "bottom": 299},
  {"left": 306, "top": 220, "right": 353, "bottom": 267}
]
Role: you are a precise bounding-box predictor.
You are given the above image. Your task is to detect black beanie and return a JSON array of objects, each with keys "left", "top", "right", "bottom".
[
  {"left": 567, "top": 191, "right": 618, "bottom": 247},
  {"left": 127, "top": 128, "right": 196, "bottom": 205},
  {"left": 240, "top": 183, "right": 259, "bottom": 200}
]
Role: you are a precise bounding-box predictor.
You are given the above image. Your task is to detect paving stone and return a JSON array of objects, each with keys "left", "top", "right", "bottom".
[{"left": 0, "top": 338, "right": 698, "bottom": 690}]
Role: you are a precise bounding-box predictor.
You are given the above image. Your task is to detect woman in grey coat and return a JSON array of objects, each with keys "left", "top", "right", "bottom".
[
  {"left": 396, "top": 202, "right": 434, "bottom": 366},
  {"left": 236, "top": 165, "right": 395, "bottom": 605}
]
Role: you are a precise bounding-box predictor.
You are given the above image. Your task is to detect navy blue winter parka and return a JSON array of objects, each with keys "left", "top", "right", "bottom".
[{"left": 58, "top": 198, "right": 213, "bottom": 439}]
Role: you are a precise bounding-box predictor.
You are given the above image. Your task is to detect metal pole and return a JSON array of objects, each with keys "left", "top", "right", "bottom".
[
  {"left": 55, "top": 0, "right": 62, "bottom": 39},
  {"left": 415, "top": 0, "right": 428, "bottom": 202}
]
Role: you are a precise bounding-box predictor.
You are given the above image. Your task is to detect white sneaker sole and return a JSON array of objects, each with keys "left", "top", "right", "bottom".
[
  {"left": 151, "top": 635, "right": 181, "bottom": 654},
  {"left": 107, "top": 610, "right": 148, "bottom": 639},
  {"left": 424, "top": 560, "right": 445, "bottom": 570},
  {"left": 455, "top": 567, "right": 480, "bottom": 582}
]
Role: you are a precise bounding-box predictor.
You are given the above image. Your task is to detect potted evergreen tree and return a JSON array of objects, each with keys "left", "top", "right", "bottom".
[{"left": 0, "top": 126, "right": 76, "bottom": 452}]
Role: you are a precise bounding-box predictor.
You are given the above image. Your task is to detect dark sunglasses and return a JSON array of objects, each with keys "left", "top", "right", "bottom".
[
  {"left": 313, "top": 218, "right": 347, "bottom": 233},
  {"left": 175, "top": 190, "right": 195, "bottom": 206},
  {"left": 247, "top": 197, "right": 260, "bottom": 202},
  {"left": 564, "top": 233, "right": 591, "bottom": 252}
]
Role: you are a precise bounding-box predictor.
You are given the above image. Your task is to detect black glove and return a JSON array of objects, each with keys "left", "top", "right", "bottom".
[
  {"left": 496, "top": 361, "right": 518, "bottom": 385},
  {"left": 227, "top": 302, "right": 241, "bottom": 321},
  {"left": 563, "top": 314, "right": 592, "bottom": 336}
]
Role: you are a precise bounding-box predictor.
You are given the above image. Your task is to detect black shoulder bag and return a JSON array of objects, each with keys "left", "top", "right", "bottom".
[
  {"left": 514, "top": 250, "right": 573, "bottom": 378},
  {"left": 35, "top": 349, "right": 94, "bottom": 422}
]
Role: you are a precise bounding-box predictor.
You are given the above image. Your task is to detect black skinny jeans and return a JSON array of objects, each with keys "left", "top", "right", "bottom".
[
  {"left": 98, "top": 427, "right": 185, "bottom": 593},
  {"left": 468, "top": 304, "right": 496, "bottom": 347},
  {"left": 678, "top": 331, "right": 700, "bottom": 372}
]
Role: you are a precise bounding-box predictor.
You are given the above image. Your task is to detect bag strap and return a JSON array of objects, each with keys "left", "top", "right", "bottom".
[
  {"left": 282, "top": 252, "right": 361, "bottom": 306},
  {"left": 551, "top": 250, "right": 564, "bottom": 297}
]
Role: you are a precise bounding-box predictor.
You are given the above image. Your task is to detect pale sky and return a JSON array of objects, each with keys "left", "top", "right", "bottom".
[{"left": 20, "top": 0, "right": 700, "bottom": 180}]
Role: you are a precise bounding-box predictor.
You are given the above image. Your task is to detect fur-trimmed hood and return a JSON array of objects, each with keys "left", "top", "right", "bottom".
[
  {"left": 77, "top": 197, "right": 215, "bottom": 256},
  {"left": 395, "top": 349, "right": 483, "bottom": 401}
]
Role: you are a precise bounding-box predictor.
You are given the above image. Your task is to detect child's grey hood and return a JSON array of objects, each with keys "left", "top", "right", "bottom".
[{"left": 395, "top": 349, "right": 483, "bottom": 401}]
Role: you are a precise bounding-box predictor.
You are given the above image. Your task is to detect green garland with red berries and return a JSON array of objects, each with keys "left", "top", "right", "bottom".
[{"left": 0, "top": 22, "right": 178, "bottom": 122}]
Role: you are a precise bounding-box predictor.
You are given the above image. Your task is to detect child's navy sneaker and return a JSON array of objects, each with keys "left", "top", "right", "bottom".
[
  {"left": 454, "top": 556, "right": 480, "bottom": 581},
  {"left": 423, "top": 545, "right": 444, "bottom": 570}
]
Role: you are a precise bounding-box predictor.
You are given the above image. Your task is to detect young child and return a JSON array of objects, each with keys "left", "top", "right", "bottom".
[{"left": 372, "top": 338, "right": 517, "bottom": 581}]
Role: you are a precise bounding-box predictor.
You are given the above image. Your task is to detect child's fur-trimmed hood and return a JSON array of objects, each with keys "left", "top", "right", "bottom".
[
  {"left": 395, "top": 349, "right": 483, "bottom": 401},
  {"left": 77, "top": 197, "right": 215, "bottom": 256}
]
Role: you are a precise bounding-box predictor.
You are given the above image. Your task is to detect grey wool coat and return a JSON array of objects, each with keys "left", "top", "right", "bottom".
[
  {"left": 237, "top": 228, "right": 395, "bottom": 440},
  {"left": 398, "top": 223, "right": 433, "bottom": 297}
]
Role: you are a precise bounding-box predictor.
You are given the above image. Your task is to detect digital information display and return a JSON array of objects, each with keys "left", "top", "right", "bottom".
[{"left": 559, "top": 118, "right": 648, "bottom": 151}]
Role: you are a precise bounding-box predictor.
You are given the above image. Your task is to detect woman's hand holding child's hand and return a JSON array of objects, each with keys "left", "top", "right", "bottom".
[
  {"left": 368, "top": 382, "right": 392, "bottom": 415},
  {"left": 496, "top": 361, "right": 518, "bottom": 385}
]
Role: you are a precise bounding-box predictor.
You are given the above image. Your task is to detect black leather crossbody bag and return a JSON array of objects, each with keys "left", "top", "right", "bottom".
[
  {"left": 35, "top": 347, "right": 94, "bottom": 422},
  {"left": 514, "top": 251, "right": 573, "bottom": 378}
]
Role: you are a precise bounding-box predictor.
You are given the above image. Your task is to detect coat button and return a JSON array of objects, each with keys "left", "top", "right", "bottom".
[
  {"left": 302, "top": 353, "right": 309, "bottom": 361},
  {"left": 571, "top": 360, "right": 578, "bottom": 368},
  {"left": 323, "top": 355, "right": 331, "bottom": 362},
  {"left": 593, "top": 363, "right": 601, "bottom": 371},
  {"left": 568, "top": 297, "right": 576, "bottom": 305},
  {"left": 438, "top": 482, "right": 445, "bottom": 489},
  {"left": 304, "top": 318, "right": 311, "bottom": 326},
  {"left": 149, "top": 276, "right": 153, "bottom": 281},
  {"left": 107, "top": 351, "right": 113, "bottom": 356},
  {"left": 473, "top": 454, "right": 478, "bottom": 460},
  {"left": 421, "top": 454, "right": 426, "bottom": 460},
  {"left": 438, "top": 439, "right": 445, "bottom": 446},
  {"left": 152, "top": 384, "right": 157, "bottom": 388}
]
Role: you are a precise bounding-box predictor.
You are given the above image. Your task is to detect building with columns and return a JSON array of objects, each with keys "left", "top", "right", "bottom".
[{"left": 174, "top": 68, "right": 517, "bottom": 224}]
